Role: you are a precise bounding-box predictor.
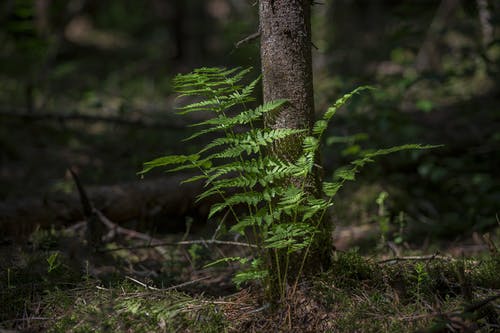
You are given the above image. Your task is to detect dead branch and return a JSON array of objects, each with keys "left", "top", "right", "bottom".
[
  {"left": 378, "top": 253, "right": 455, "bottom": 264},
  {"left": 100, "top": 239, "right": 258, "bottom": 253},
  {"left": 235, "top": 30, "right": 260, "bottom": 48},
  {"left": 69, "top": 168, "right": 171, "bottom": 256}
]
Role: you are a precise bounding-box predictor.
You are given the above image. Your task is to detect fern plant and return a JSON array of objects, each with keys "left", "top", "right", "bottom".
[{"left": 141, "top": 67, "right": 437, "bottom": 301}]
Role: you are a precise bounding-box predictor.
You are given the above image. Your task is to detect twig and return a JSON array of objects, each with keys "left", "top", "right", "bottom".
[
  {"left": 64, "top": 221, "right": 86, "bottom": 232},
  {"left": 386, "top": 241, "right": 401, "bottom": 257},
  {"left": 94, "top": 210, "right": 169, "bottom": 257},
  {"left": 4, "top": 316, "right": 55, "bottom": 322},
  {"left": 70, "top": 168, "right": 105, "bottom": 249},
  {"left": 100, "top": 239, "right": 258, "bottom": 253},
  {"left": 69, "top": 168, "right": 169, "bottom": 257},
  {"left": 246, "top": 303, "right": 271, "bottom": 314},
  {"left": 235, "top": 31, "right": 261, "bottom": 48},
  {"left": 378, "top": 253, "right": 454, "bottom": 264},
  {"left": 125, "top": 276, "right": 159, "bottom": 290},
  {"left": 165, "top": 276, "right": 211, "bottom": 291}
]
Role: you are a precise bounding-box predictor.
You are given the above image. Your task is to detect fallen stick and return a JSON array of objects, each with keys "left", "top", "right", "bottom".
[
  {"left": 378, "top": 253, "right": 455, "bottom": 264},
  {"left": 100, "top": 239, "right": 258, "bottom": 253}
]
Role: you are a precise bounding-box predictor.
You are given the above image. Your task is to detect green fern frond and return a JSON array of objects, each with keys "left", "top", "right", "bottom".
[
  {"left": 348, "top": 144, "right": 441, "bottom": 169},
  {"left": 208, "top": 192, "right": 264, "bottom": 218},
  {"left": 233, "top": 268, "right": 268, "bottom": 287},
  {"left": 322, "top": 181, "right": 343, "bottom": 197},
  {"left": 208, "top": 144, "right": 253, "bottom": 160},
  {"left": 196, "top": 186, "right": 223, "bottom": 202},
  {"left": 230, "top": 208, "right": 279, "bottom": 234},
  {"left": 204, "top": 157, "right": 297, "bottom": 188},
  {"left": 166, "top": 160, "right": 212, "bottom": 173},
  {"left": 298, "top": 136, "right": 320, "bottom": 172},
  {"left": 326, "top": 133, "right": 369, "bottom": 146},
  {"left": 323, "top": 85, "right": 374, "bottom": 121},
  {"left": 363, "top": 143, "right": 441, "bottom": 159},
  {"left": 139, "top": 154, "right": 200, "bottom": 174},
  {"left": 182, "top": 100, "right": 288, "bottom": 142},
  {"left": 312, "top": 120, "right": 328, "bottom": 136},
  {"left": 334, "top": 166, "right": 357, "bottom": 181},
  {"left": 333, "top": 144, "right": 442, "bottom": 183},
  {"left": 219, "top": 67, "right": 253, "bottom": 86},
  {"left": 199, "top": 128, "right": 305, "bottom": 154},
  {"left": 174, "top": 67, "right": 254, "bottom": 104},
  {"left": 210, "top": 174, "right": 259, "bottom": 190},
  {"left": 192, "top": 99, "right": 287, "bottom": 128},
  {"left": 177, "top": 96, "right": 229, "bottom": 114},
  {"left": 301, "top": 197, "right": 333, "bottom": 221},
  {"left": 203, "top": 256, "right": 249, "bottom": 268},
  {"left": 265, "top": 223, "right": 316, "bottom": 253},
  {"left": 181, "top": 174, "right": 208, "bottom": 184},
  {"left": 236, "top": 76, "right": 260, "bottom": 101},
  {"left": 205, "top": 158, "right": 266, "bottom": 183}
]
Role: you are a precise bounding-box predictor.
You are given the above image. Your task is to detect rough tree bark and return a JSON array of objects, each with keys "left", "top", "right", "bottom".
[{"left": 259, "top": 0, "right": 332, "bottom": 287}]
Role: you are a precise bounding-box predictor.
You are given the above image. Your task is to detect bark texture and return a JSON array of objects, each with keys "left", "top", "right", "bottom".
[
  {"left": 260, "top": 0, "right": 314, "bottom": 154},
  {"left": 259, "top": 0, "right": 332, "bottom": 287}
]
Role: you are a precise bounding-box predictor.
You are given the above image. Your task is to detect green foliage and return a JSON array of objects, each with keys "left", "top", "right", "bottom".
[
  {"left": 141, "top": 67, "right": 436, "bottom": 300},
  {"left": 46, "top": 284, "right": 226, "bottom": 333},
  {"left": 314, "top": 252, "right": 500, "bottom": 332},
  {"left": 328, "top": 249, "right": 378, "bottom": 288},
  {"left": 413, "top": 262, "right": 430, "bottom": 299},
  {"left": 46, "top": 252, "right": 61, "bottom": 273}
]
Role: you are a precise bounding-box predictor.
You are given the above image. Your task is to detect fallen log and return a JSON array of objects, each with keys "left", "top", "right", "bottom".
[
  {"left": 0, "top": 174, "right": 210, "bottom": 238},
  {"left": 0, "top": 108, "right": 187, "bottom": 130}
]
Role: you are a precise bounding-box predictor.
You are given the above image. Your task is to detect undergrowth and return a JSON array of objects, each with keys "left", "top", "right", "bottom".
[{"left": 1, "top": 228, "right": 498, "bottom": 332}]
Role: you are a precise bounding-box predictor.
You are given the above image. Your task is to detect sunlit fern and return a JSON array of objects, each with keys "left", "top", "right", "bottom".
[{"left": 141, "top": 67, "right": 438, "bottom": 287}]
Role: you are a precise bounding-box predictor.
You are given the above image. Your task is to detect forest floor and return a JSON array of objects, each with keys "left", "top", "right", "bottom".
[{"left": 1, "top": 220, "right": 498, "bottom": 333}]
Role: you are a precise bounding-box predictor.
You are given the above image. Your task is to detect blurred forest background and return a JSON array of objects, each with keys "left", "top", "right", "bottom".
[{"left": 1, "top": 0, "right": 499, "bottom": 246}]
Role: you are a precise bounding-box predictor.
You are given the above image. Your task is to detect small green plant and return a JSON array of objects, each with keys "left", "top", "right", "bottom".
[
  {"left": 46, "top": 252, "right": 61, "bottom": 273},
  {"left": 141, "top": 67, "right": 437, "bottom": 301},
  {"left": 414, "top": 262, "right": 429, "bottom": 300},
  {"left": 376, "top": 191, "right": 390, "bottom": 247},
  {"left": 393, "top": 211, "right": 406, "bottom": 245},
  {"left": 374, "top": 192, "right": 407, "bottom": 247},
  {"left": 7, "top": 268, "right": 13, "bottom": 288}
]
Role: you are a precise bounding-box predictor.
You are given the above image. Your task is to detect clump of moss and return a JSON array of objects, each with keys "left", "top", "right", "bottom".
[
  {"left": 312, "top": 251, "right": 499, "bottom": 332},
  {"left": 328, "top": 249, "right": 380, "bottom": 288},
  {"left": 0, "top": 249, "right": 82, "bottom": 328},
  {"left": 471, "top": 255, "right": 500, "bottom": 289}
]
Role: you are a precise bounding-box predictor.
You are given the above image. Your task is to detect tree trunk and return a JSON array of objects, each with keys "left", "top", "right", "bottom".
[{"left": 259, "top": 0, "right": 332, "bottom": 290}]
